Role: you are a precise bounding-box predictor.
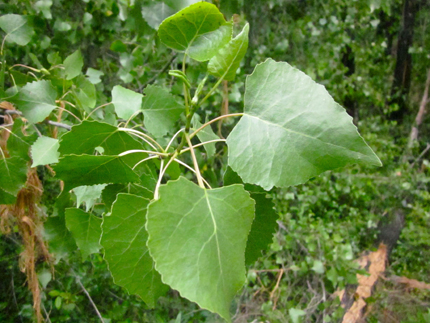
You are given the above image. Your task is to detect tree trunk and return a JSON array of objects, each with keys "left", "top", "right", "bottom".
[{"left": 389, "top": 0, "right": 417, "bottom": 122}]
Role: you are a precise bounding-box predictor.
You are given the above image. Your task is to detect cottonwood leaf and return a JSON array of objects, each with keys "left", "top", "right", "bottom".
[
  {"left": 146, "top": 177, "right": 255, "bottom": 322},
  {"left": 58, "top": 120, "right": 142, "bottom": 156},
  {"left": 223, "top": 167, "right": 278, "bottom": 265},
  {"left": 73, "top": 184, "right": 107, "bottom": 211},
  {"left": 163, "top": 0, "right": 201, "bottom": 11},
  {"left": 0, "top": 156, "right": 27, "bottom": 198},
  {"left": 65, "top": 208, "right": 102, "bottom": 260},
  {"left": 54, "top": 155, "right": 139, "bottom": 191},
  {"left": 7, "top": 118, "right": 38, "bottom": 161},
  {"left": 0, "top": 14, "right": 34, "bottom": 46},
  {"left": 101, "top": 193, "right": 168, "bottom": 307},
  {"left": 141, "top": 85, "right": 184, "bottom": 138},
  {"left": 158, "top": 2, "right": 229, "bottom": 62},
  {"left": 208, "top": 23, "right": 249, "bottom": 81},
  {"left": 112, "top": 85, "right": 143, "bottom": 120},
  {"left": 31, "top": 136, "right": 59, "bottom": 167},
  {"left": 74, "top": 76, "right": 96, "bottom": 111},
  {"left": 64, "top": 50, "right": 83, "bottom": 80},
  {"left": 141, "top": 2, "right": 174, "bottom": 30},
  {"left": 227, "top": 59, "right": 382, "bottom": 190},
  {"left": 101, "top": 183, "right": 153, "bottom": 209},
  {"left": 10, "top": 80, "right": 57, "bottom": 123},
  {"left": 192, "top": 118, "right": 219, "bottom": 158}
]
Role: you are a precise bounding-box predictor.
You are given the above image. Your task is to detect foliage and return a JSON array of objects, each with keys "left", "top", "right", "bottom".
[{"left": 1, "top": 0, "right": 429, "bottom": 322}]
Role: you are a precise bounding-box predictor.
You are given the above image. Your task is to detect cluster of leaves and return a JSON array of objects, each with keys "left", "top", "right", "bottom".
[{"left": 0, "top": 1, "right": 385, "bottom": 322}]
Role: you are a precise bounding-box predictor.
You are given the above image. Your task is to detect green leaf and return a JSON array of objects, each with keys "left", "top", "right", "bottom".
[
  {"left": 146, "top": 177, "right": 255, "bottom": 322},
  {"left": 65, "top": 208, "right": 102, "bottom": 260},
  {"left": 0, "top": 14, "right": 34, "bottom": 46},
  {"left": 33, "top": 0, "right": 53, "bottom": 19},
  {"left": 54, "top": 155, "right": 140, "bottom": 191},
  {"left": 101, "top": 193, "right": 168, "bottom": 307},
  {"left": 112, "top": 85, "right": 143, "bottom": 120},
  {"left": 141, "top": 2, "right": 175, "bottom": 30},
  {"left": 208, "top": 23, "right": 249, "bottom": 81},
  {"left": 74, "top": 76, "right": 96, "bottom": 111},
  {"left": 311, "top": 260, "right": 325, "bottom": 274},
  {"left": 141, "top": 85, "right": 184, "bottom": 138},
  {"left": 192, "top": 118, "right": 219, "bottom": 158},
  {"left": 102, "top": 183, "right": 153, "bottom": 209},
  {"left": 64, "top": 50, "right": 83, "bottom": 80},
  {"left": 0, "top": 188, "right": 16, "bottom": 204},
  {"left": 223, "top": 167, "right": 278, "bottom": 265},
  {"left": 164, "top": 0, "right": 201, "bottom": 11},
  {"left": 73, "top": 184, "right": 107, "bottom": 211},
  {"left": 158, "top": 2, "right": 229, "bottom": 61},
  {"left": 30, "top": 136, "right": 60, "bottom": 167},
  {"left": 86, "top": 68, "right": 104, "bottom": 84},
  {"left": 7, "top": 118, "right": 37, "bottom": 161},
  {"left": 58, "top": 120, "right": 143, "bottom": 156},
  {"left": 0, "top": 156, "right": 27, "bottom": 197},
  {"left": 289, "top": 308, "right": 306, "bottom": 323},
  {"left": 187, "top": 22, "right": 233, "bottom": 62},
  {"left": 227, "top": 59, "right": 382, "bottom": 190},
  {"left": 10, "top": 80, "right": 57, "bottom": 123}
]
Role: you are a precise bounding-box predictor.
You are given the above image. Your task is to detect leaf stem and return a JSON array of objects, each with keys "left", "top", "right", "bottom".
[
  {"left": 173, "top": 158, "right": 212, "bottom": 189},
  {"left": 118, "top": 149, "right": 168, "bottom": 157},
  {"left": 180, "top": 139, "right": 226, "bottom": 154},
  {"left": 85, "top": 102, "right": 113, "bottom": 120},
  {"left": 118, "top": 128, "right": 164, "bottom": 152},
  {"left": 197, "top": 76, "right": 225, "bottom": 107},
  {"left": 132, "top": 155, "right": 159, "bottom": 170},
  {"left": 186, "top": 133, "right": 204, "bottom": 188},
  {"left": 189, "top": 113, "right": 243, "bottom": 139}
]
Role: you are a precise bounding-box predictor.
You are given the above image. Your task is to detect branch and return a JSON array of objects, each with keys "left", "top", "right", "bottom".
[
  {"left": 139, "top": 54, "right": 177, "bottom": 91},
  {"left": 1, "top": 109, "right": 72, "bottom": 130},
  {"left": 76, "top": 278, "right": 104, "bottom": 323}
]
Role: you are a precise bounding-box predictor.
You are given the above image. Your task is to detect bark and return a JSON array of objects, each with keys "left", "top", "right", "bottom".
[{"left": 389, "top": 0, "right": 418, "bottom": 121}]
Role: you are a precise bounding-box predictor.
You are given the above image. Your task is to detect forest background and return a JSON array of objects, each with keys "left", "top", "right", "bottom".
[{"left": 0, "top": 0, "right": 430, "bottom": 322}]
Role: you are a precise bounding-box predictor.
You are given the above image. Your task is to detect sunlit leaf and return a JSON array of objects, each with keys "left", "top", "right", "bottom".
[
  {"left": 227, "top": 59, "right": 382, "bottom": 190},
  {"left": 0, "top": 14, "right": 34, "bottom": 46},
  {"left": 208, "top": 23, "right": 249, "bottom": 81},
  {"left": 31, "top": 136, "right": 60, "bottom": 167},
  {"left": 141, "top": 85, "right": 184, "bottom": 138},
  {"left": 147, "top": 177, "right": 255, "bottom": 322},
  {"left": 10, "top": 80, "right": 57, "bottom": 123},
  {"left": 112, "top": 85, "right": 143, "bottom": 120}
]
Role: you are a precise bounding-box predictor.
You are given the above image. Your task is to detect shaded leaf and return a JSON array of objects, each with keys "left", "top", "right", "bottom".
[
  {"left": 141, "top": 85, "right": 184, "bottom": 137},
  {"left": 74, "top": 76, "right": 96, "bottom": 111},
  {"left": 31, "top": 136, "right": 59, "bottom": 167},
  {"left": 44, "top": 216, "right": 77, "bottom": 262},
  {"left": 0, "top": 14, "right": 34, "bottom": 46},
  {"left": 208, "top": 23, "right": 249, "bottom": 81},
  {"left": 10, "top": 80, "right": 57, "bottom": 123},
  {"left": 0, "top": 156, "right": 27, "bottom": 197},
  {"left": 7, "top": 118, "right": 37, "bottom": 161},
  {"left": 54, "top": 155, "right": 139, "bottom": 191},
  {"left": 58, "top": 120, "right": 142, "bottom": 156},
  {"left": 65, "top": 208, "right": 102, "bottom": 260},
  {"left": 112, "top": 85, "right": 143, "bottom": 120},
  {"left": 101, "top": 194, "right": 168, "bottom": 307},
  {"left": 227, "top": 59, "right": 382, "bottom": 190},
  {"left": 101, "top": 183, "right": 153, "bottom": 209},
  {"left": 224, "top": 167, "right": 278, "bottom": 265},
  {"left": 64, "top": 49, "right": 83, "bottom": 80},
  {"left": 147, "top": 177, "right": 255, "bottom": 322}
]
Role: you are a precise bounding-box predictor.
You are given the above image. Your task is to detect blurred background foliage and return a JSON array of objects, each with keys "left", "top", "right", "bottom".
[{"left": 1, "top": 0, "right": 430, "bottom": 322}]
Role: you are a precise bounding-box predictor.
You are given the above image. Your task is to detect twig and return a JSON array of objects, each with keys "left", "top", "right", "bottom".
[
  {"left": 411, "top": 142, "right": 430, "bottom": 168},
  {"left": 1, "top": 109, "right": 72, "bottom": 130},
  {"left": 139, "top": 54, "right": 177, "bottom": 91},
  {"left": 76, "top": 278, "right": 104, "bottom": 323},
  {"left": 270, "top": 268, "right": 284, "bottom": 310}
]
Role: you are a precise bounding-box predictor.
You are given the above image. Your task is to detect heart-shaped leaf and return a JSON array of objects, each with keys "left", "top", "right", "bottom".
[
  {"left": 146, "top": 177, "right": 255, "bottom": 322},
  {"left": 227, "top": 59, "right": 381, "bottom": 190}
]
